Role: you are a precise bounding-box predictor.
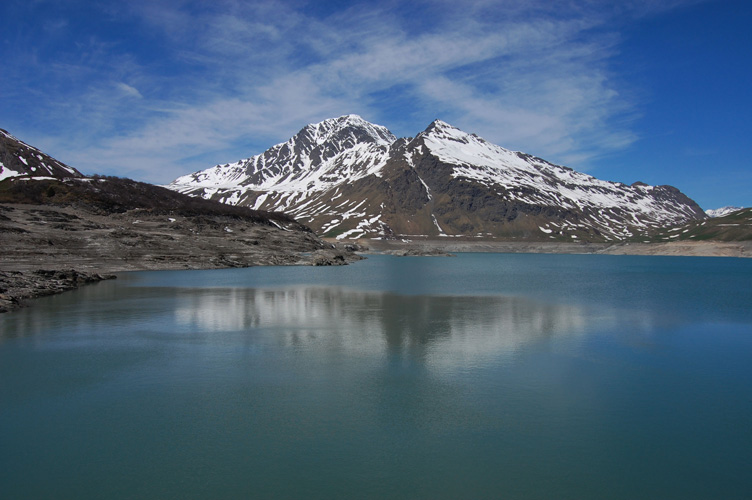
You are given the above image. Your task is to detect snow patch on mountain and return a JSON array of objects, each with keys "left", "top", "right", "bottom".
[{"left": 0, "top": 162, "right": 21, "bottom": 181}]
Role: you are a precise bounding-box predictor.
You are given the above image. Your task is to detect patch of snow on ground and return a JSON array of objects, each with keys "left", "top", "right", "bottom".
[
  {"left": 336, "top": 228, "right": 365, "bottom": 239},
  {"left": 0, "top": 165, "right": 22, "bottom": 181},
  {"left": 252, "top": 193, "right": 269, "bottom": 210},
  {"left": 432, "top": 214, "right": 446, "bottom": 235},
  {"left": 270, "top": 220, "right": 289, "bottom": 231},
  {"left": 417, "top": 174, "right": 432, "bottom": 200}
]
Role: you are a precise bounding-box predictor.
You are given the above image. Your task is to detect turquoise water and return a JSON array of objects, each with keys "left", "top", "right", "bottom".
[{"left": 1, "top": 253, "right": 751, "bottom": 499}]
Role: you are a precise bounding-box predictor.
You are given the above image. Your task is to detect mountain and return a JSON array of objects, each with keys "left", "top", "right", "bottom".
[
  {"left": 1, "top": 129, "right": 83, "bottom": 180},
  {"left": 706, "top": 206, "right": 745, "bottom": 218},
  {"left": 0, "top": 129, "right": 363, "bottom": 282},
  {"left": 168, "top": 115, "right": 707, "bottom": 242}
]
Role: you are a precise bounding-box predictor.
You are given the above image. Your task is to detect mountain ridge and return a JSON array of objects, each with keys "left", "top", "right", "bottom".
[{"left": 169, "top": 115, "right": 706, "bottom": 242}]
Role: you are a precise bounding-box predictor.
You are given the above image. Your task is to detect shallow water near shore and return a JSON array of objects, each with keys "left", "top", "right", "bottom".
[{"left": 1, "top": 253, "right": 751, "bottom": 499}]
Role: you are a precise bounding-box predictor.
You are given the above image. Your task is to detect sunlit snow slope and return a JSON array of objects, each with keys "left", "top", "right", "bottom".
[
  {"left": 706, "top": 206, "right": 744, "bottom": 218},
  {"left": 169, "top": 115, "right": 706, "bottom": 241}
]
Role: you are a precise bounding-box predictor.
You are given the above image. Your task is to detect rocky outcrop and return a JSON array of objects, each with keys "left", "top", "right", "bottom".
[{"left": 311, "top": 249, "right": 351, "bottom": 266}]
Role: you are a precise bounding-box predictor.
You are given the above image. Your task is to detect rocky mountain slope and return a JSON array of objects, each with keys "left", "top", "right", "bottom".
[
  {"left": 169, "top": 115, "right": 706, "bottom": 242},
  {"left": 1, "top": 129, "right": 83, "bottom": 180}
]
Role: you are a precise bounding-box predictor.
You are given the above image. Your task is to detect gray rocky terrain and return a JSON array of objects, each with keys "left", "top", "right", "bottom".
[
  {"left": 0, "top": 203, "right": 357, "bottom": 272},
  {"left": 0, "top": 177, "right": 362, "bottom": 312}
]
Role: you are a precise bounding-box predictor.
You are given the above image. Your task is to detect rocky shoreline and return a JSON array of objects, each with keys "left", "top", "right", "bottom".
[
  {"left": 0, "top": 246, "right": 362, "bottom": 313},
  {"left": 0, "top": 269, "right": 116, "bottom": 313},
  {"left": 0, "top": 201, "right": 363, "bottom": 312},
  {"left": 355, "top": 238, "right": 752, "bottom": 258}
]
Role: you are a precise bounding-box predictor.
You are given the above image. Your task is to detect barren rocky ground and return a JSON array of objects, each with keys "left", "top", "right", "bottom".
[{"left": 0, "top": 202, "right": 361, "bottom": 312}]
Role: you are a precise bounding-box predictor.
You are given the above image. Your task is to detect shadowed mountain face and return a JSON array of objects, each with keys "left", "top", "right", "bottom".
[
  {"left": 0, "top": 129, "right": 83, "bottom": 180},
  {"left": 169, "top": 115, "right": 706, "bottom": 242}
]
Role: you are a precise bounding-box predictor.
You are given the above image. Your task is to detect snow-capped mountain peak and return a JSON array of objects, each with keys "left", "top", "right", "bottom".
[
  {"left": 424, "top": 118, "right": 458, "bottom": 132},
  {"left": 418, "top": 120, "right": 518, "bottom": 168},
  {"left": 297, "top": 114, "right": 396, "bottom": 149},
  {"left": 170, "top": 115, "right": 397, "bottom": 198},
  {"left": 169, "top": 116, "right": 706, "bottom": 241}
]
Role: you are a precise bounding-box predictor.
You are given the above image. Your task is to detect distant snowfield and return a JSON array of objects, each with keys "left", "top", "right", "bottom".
[{"left": 706, "top": 206, "right": 745, "bottom": 217}]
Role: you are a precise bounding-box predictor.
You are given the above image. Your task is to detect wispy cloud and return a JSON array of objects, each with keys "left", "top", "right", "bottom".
[
  {"left": 115, "top": 82, "right": 143, "bottom": 99},
  {"left": 0, "top": 0, "right": 701, "bottom": 183}
]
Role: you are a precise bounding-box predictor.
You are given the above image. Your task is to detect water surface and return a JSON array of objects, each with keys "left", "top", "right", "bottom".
[{"left": 1, "top": 254, "right": 751, "bottom": 499}]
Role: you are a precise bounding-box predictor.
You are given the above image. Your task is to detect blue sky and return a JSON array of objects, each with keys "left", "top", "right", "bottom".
[{"left": 1, "top": 0, "right": 749, "bottom": 210}]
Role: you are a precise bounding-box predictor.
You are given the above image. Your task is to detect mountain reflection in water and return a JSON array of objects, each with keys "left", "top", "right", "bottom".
[{"left": 173, "top": 286, "right": 601, "bottom": 369}]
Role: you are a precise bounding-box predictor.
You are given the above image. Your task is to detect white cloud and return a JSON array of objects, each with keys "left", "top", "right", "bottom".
[
  {"left": 115, "top": 82, "right": 143, "bottom": 99},
  {"left": 6, "top": 0, "right": 700, "bottom": 183}
]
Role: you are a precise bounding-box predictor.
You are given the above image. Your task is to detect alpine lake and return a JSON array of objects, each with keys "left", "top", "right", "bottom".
[{"left": 1, "top": 253, "right": 751, "bottom": 499}]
